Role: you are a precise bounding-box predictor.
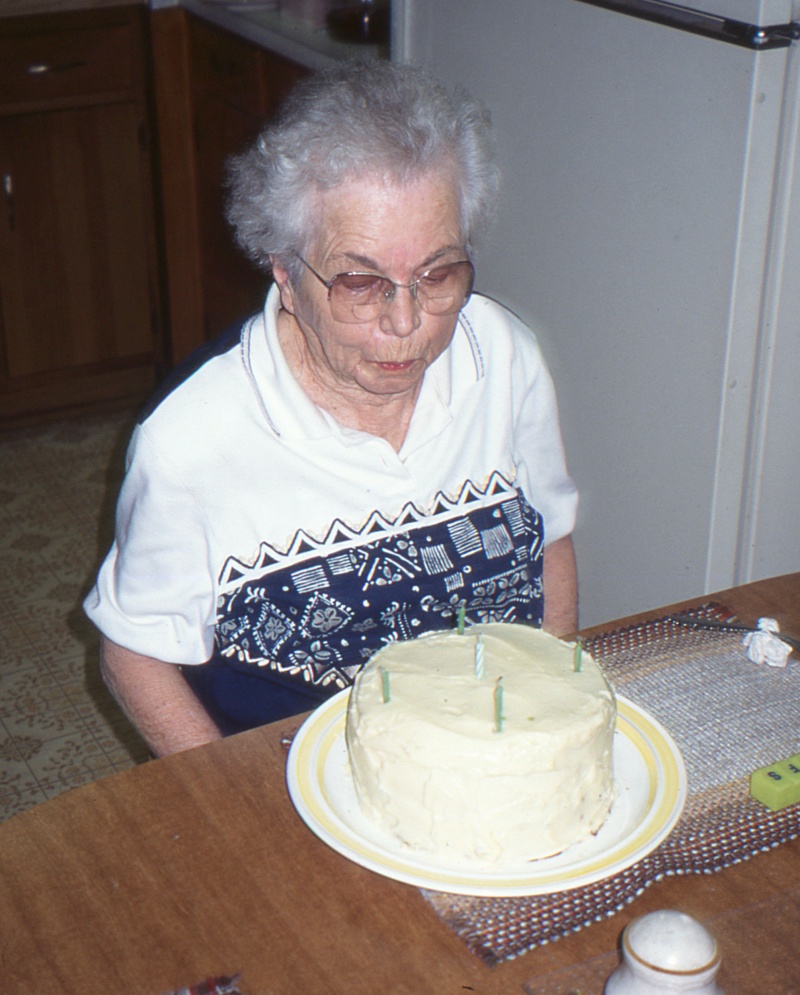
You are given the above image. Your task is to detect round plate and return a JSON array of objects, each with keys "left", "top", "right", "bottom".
[{"left": 286, "top": 691, "right": 687, "bottom": 896}]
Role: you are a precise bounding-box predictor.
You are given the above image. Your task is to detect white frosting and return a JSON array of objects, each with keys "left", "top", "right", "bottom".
[{"left": 345, "top": 623, "right": 617, "bottom": 866}]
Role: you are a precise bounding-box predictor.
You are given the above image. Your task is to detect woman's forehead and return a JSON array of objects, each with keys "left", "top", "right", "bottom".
[{"left": 307, "top": 172, "right": 465, "bottom": 268}]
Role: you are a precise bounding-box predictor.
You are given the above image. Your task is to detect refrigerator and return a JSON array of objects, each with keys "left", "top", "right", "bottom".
[{"left": 394, "top": 0, "right": 800, "bottom": 626}]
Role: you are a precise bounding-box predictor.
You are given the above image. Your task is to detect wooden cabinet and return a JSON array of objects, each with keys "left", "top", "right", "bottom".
[
  {"left": 0, "top": 6, "right": 164, "bottom": 426},
  {"left": 152, "top": 8, "right": 309, "bottom": 363}
]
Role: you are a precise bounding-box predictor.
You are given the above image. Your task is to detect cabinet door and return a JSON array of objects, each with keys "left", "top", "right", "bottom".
[
  {"left": 152, "top": 9, "right": 311, "bottom": 362},
  {"left": 190, "top": 17, "right": 310, "bottom": 339},
  {"left": 190, "top": 16, "right": 272, "bottom": 339},
  {"left": 0, "top": 101, "right": 155, "bottom": 380}
]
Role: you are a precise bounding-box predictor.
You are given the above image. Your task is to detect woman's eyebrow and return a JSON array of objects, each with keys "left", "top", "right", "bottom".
[
  {"left": 332, "top": 245, "right": 465, "bottom": 273},
  {"left": 333, "top": 252, "right": 381, "bottom": 271},
  {"left": 420, "top": 245, "right": 466, "bottom": 267}
]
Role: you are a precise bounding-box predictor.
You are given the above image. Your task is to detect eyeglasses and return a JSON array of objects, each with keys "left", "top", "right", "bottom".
[{"left": 294, "top": 254, "right": 475, "bottom": 324}]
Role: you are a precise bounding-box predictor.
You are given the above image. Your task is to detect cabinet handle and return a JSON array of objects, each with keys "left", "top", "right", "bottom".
[
  {"left": 26, "top": 60, "right": 87, "bottom": 75},
  {"left": 3, "top": 174, "right": 14, "bottom": 232}
]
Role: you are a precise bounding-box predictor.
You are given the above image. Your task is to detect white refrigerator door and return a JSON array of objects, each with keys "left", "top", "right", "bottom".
[{"left": 397, "top": 0, "right": 799, "bottom": 625}]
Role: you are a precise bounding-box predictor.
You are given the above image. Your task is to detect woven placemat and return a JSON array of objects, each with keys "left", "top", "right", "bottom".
[{"left": 422, "top": 605, "right": 800, "bottom": 964}]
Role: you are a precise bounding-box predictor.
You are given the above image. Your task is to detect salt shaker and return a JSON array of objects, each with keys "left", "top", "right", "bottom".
[{"left": 604, "top": 910, "right": 724, "bottom": 994}]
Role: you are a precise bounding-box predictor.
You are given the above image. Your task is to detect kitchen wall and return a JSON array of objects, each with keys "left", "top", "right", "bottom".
[{"left": 396, "top": 0, "right": 800, "bottom": 626}]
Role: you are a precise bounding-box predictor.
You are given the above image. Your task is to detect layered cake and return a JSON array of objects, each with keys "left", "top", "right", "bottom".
[{"left": 345, "top": 622, "right": 616, "bottom": 865}]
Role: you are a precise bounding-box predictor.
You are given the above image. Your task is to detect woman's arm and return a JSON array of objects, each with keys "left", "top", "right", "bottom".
[
  {"left": 100, "top": 637, "right": 222, "bottom": 758},
  {"left": 542, "top": 534, "right": 578, "bottom": 637}
]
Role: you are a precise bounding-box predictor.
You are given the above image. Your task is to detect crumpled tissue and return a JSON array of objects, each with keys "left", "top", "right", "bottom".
[{"left": 742, "top": 617, "right": 792, "bottom": 668}]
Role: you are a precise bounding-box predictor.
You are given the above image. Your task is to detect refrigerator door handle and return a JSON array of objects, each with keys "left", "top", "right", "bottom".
[{"left": 573, "top": 0, "right": 800, "bottom": 49}]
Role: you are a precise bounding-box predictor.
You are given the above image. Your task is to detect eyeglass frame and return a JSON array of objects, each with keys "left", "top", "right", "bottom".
[{"left": 292, "top": 253, "right": 475, "bottom": 323}]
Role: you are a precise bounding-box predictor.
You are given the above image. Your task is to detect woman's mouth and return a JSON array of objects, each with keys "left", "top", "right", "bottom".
[{"left": 375, "top": 360, "right": 415, "bottom": 371}]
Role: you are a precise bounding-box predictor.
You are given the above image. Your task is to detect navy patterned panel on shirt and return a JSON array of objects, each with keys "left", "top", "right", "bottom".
[{"left": 214, "top": 471, "right": 544, "bottom": 691}]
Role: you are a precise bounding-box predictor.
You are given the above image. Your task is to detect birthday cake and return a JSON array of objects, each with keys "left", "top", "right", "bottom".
[{"left": 345, "top": 622, "right": 617, "bottom": 865}]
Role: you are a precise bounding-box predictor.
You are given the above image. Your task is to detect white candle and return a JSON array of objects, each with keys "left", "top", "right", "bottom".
[{"left": 474, "top": 633, "right": 485, "bottom": 680}]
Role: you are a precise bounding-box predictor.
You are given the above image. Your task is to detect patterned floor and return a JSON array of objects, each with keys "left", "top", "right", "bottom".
[{"left": 0, "top": 409, "right": 150, "bottom": 823}]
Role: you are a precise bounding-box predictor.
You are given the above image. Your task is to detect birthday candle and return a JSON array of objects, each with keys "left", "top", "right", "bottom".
[
  {"left": 573, "top": 638, "right": 583, "bottom": 673},
  {"left": 474, "top": 633, "right": 485, "bottom": 680},
  {"left": 380, "top": 666, "right": 391, "bottom": 703},
  {"left": 457, "top": 604, "right": 466, "bottom": 635},
  {"left": 494, "top": 676, "right": 504, "bottom": 733}
]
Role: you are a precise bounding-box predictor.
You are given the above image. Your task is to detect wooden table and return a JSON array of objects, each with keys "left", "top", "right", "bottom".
[{"left": 2, "top": 574, "right": 799, "bottom": 994}]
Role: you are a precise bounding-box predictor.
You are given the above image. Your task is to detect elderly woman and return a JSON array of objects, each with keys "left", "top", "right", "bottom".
[{"left": 84, "top": 60, "right": 578, "bottom": 757}]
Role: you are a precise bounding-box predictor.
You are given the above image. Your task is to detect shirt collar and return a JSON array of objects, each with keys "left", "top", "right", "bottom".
[
  {"left": 242, "top": 285, "right": 334, "bottom": 441},
  {"left": 243, "top": 285, "right": 479, "bottom": 450}
]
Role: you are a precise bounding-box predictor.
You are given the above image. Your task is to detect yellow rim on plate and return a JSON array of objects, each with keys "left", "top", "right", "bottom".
[{"left": 287, "top": 692, "right": 687, "bottom": 896}]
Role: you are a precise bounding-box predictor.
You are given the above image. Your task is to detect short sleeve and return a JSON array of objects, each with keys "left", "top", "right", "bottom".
[
  {"left": 83, "top": 424, "right": 218, "bottom": 665},
  {"left": 509, "top": 319, "right": 578, "bottom": 545}
]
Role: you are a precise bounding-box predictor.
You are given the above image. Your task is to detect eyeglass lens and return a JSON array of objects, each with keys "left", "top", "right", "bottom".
[{"left": 328, "top": 261, "right": 474, "bottom": 322}]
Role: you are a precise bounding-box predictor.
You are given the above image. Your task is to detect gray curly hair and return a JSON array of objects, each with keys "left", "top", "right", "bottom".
[{"left": 225, "top": 60, "right": 500, "bottom": 281}]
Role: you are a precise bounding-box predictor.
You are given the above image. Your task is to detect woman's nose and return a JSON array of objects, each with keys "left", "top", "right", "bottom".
[{"left": 378, "top": 286, "right": 422, "bottom": 337}]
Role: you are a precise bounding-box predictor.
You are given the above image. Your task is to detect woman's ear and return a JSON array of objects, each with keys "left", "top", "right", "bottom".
[{"left": 270, "top": 257, "right": 297, "bottom": 314}]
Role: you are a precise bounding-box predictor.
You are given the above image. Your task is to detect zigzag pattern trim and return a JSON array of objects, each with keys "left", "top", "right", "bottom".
[{"left": 218, "top": 470, "right": 517, "bottom": 586}]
